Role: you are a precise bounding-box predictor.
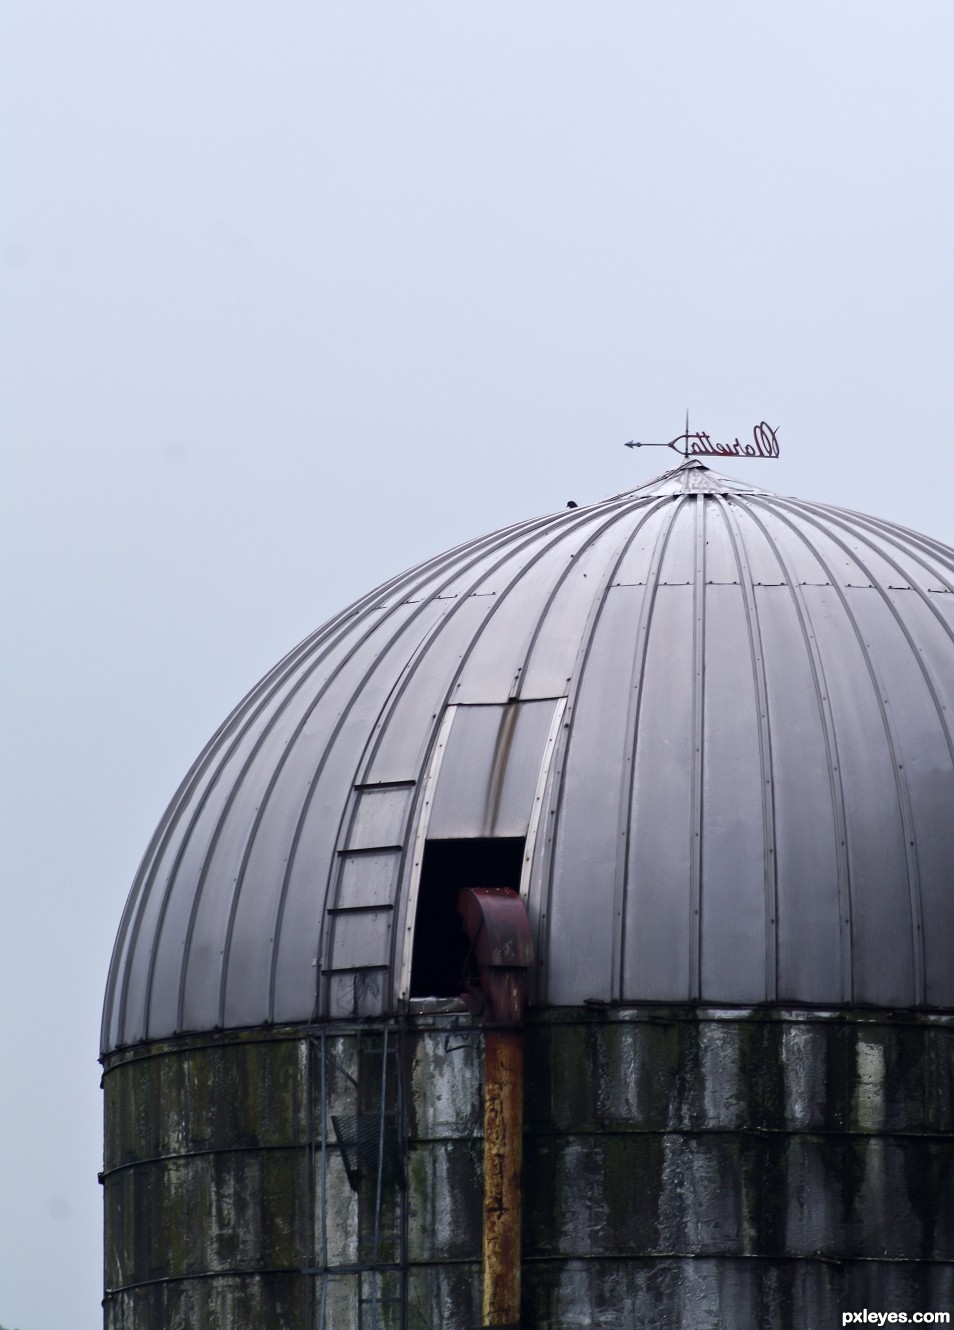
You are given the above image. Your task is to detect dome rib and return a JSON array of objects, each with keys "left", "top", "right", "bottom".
[
  {"left": 508, "top": 503, "right": 637, "bottom": 703},
  {"left": 613, "top": 496, "right": 685, "bottom": 1000},
  {"left": 837, "top": 508, "right": 954, "bottom": 577},
  {"left": 514, "top": 496, "right": 669, "bottom": 703},
  {"left": 734, "top": 497, "right": 853, "bottom": 1003},
  {"left": 538, "top": 493, "right": 685, "bottom": 1005},
  {"left": 104, "top": 608, "right": 347, "bottom": 1048},
  {"left": 689, "top": 496, "right": 706, "bottom": 1002},
  {"left": 800, "top": 501, "right": 954, "bottom": 772},
  {"left": 719, "top": 495, "right": 779, "bottom": 1001},
  {"left": 755, "top": 495, "right": 925, "bottom": 1005},
  {"left": 517, "top": 495, "right": 680, "bottom": 1005},
  {"left": 783, "top": 499, "right": 954, "bottom": 705},
  {"left": 772, "top": 495, "right": 954, "bottom": 1004}
]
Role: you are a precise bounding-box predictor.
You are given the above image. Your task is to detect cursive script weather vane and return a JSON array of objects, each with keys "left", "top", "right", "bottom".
[{"left": 625, "top": 413, "right": 780, "bottom": 460}]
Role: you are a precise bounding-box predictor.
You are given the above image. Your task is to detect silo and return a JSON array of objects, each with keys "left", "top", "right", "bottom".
[{"left": 102, "top": 458, "right": 954, "bottom": 1328}]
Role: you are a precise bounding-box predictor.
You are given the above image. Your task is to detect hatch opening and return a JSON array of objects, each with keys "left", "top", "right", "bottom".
[{"left": 409, "top": 837, "right": 525, "bottom": 998}]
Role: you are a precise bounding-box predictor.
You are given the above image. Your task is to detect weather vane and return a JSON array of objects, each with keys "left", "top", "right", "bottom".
[{"left": 625, "top": 413, "right": 780, "bottom": 460}]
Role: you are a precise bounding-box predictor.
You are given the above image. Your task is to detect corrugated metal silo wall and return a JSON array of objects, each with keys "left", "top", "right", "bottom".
[{"left": 102, "top": 1009, "right": 954, "bottom": 1328}]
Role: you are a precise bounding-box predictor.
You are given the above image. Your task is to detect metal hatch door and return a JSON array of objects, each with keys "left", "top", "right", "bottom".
[{"left": 398, "top": 697, "right": 566, "bottom": 1001}]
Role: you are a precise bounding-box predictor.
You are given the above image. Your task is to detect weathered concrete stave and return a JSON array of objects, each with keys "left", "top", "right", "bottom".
[{"left": 103, "top": 1009, "right": 954, "bottom": 1328}]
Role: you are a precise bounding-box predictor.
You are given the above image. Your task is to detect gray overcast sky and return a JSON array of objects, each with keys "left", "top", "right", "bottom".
[{"left": 2, "top": 5, "right": 953, "bottom": 1327}]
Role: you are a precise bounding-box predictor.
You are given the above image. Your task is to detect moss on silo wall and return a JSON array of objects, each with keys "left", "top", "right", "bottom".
[
  {"left": 522, "top": 1008, "right": 954, "bottom": 1327},
  {"left": 103, "top": 1009, "right": 954, "bottom": 1329},
  {"left": 102, "top": 1030, "right": 313, "bottom": 1329}
]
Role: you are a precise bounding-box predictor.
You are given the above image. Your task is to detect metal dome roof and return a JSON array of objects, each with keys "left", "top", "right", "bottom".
[{"left": 103, "top": 460, "right": 954, "bottom": 1052}]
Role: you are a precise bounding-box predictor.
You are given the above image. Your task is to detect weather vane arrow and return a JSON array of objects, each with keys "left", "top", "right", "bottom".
[{"left": 626, "top": 416, "right": 780, "bottom": 460}]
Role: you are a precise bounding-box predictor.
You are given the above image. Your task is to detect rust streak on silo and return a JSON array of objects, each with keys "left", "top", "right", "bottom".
[
  {"left": 483, "top": 1027, "right": 524, "bottom": 1328},
  {"left": 457, "top": 887, "right": 533, "bottom": 1329}
]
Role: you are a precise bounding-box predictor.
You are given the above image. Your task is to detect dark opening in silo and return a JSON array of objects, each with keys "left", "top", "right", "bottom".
[{"left": 409, "top": 836, "right": 525, "bottom": 996}]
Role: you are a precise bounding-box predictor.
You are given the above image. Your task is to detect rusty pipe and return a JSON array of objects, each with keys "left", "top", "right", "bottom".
[
  {"left": 482, "top": 1027, "right": 524, "bottom": 1328},
  {"left": 457, "top": 888, "right": 533, "bottom": 1330}
]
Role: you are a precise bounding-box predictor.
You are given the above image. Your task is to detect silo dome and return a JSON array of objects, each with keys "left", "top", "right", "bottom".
[
  {"left": 101, "top": 458, "right": 954, "bottom": 1330},
  {"left": 103, "top": 458, "right": 954, "bottom": 1052}
]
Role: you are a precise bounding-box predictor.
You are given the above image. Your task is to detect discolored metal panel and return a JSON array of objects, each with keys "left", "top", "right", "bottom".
[
  {"left": 347, "top": 785, "right": 414, "bottom": 851},
  {"left": 426, "top": 700, "right": 560, "bottom": 841},
  {"left": 335, "top": 851, "right": 403, "bottom": 909},
  {"left": 325, "top": 909, "right": 393, "bottom": 972}
]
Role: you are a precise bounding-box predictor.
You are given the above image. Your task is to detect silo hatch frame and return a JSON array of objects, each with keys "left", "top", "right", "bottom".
[{"left": 399, "top": 697, "right": 566, "bottom": 1005}]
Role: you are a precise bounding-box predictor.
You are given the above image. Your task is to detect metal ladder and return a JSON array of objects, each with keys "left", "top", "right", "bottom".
[{"left": 310, "top": 1026, "right": 408, "bottom": 1330}]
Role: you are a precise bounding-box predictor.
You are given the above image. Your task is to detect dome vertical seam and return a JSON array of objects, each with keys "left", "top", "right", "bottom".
[
  {"left": 742, "top": 498, "right": 853, "bottom": 1003},
  {"left": 611, "top": 499, "right": 685, "bottom": 1001},
  {"left": 536, "top": 496, "right": 679, "bottom": 1005},
  {"left": 824, "top": 508, "right": 954, "bottom": 580},
  {"left": 781, "top": 500, "right": 954, "bottom": 772},
  {"left": 110, "top": 618, "right": 341, "bottom": 1045},
  {"left": 719, "top": 495, "right": 779, "bottom": 1002},
  {"left": 689, "top": 495, "right": 707, "bottom": 1001},
  {"left": 759, "top": 497, "right": 925, "bottom": 1006},
  {"left": 773, "top": 497, "right": 954, "bottom": 1004}
]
